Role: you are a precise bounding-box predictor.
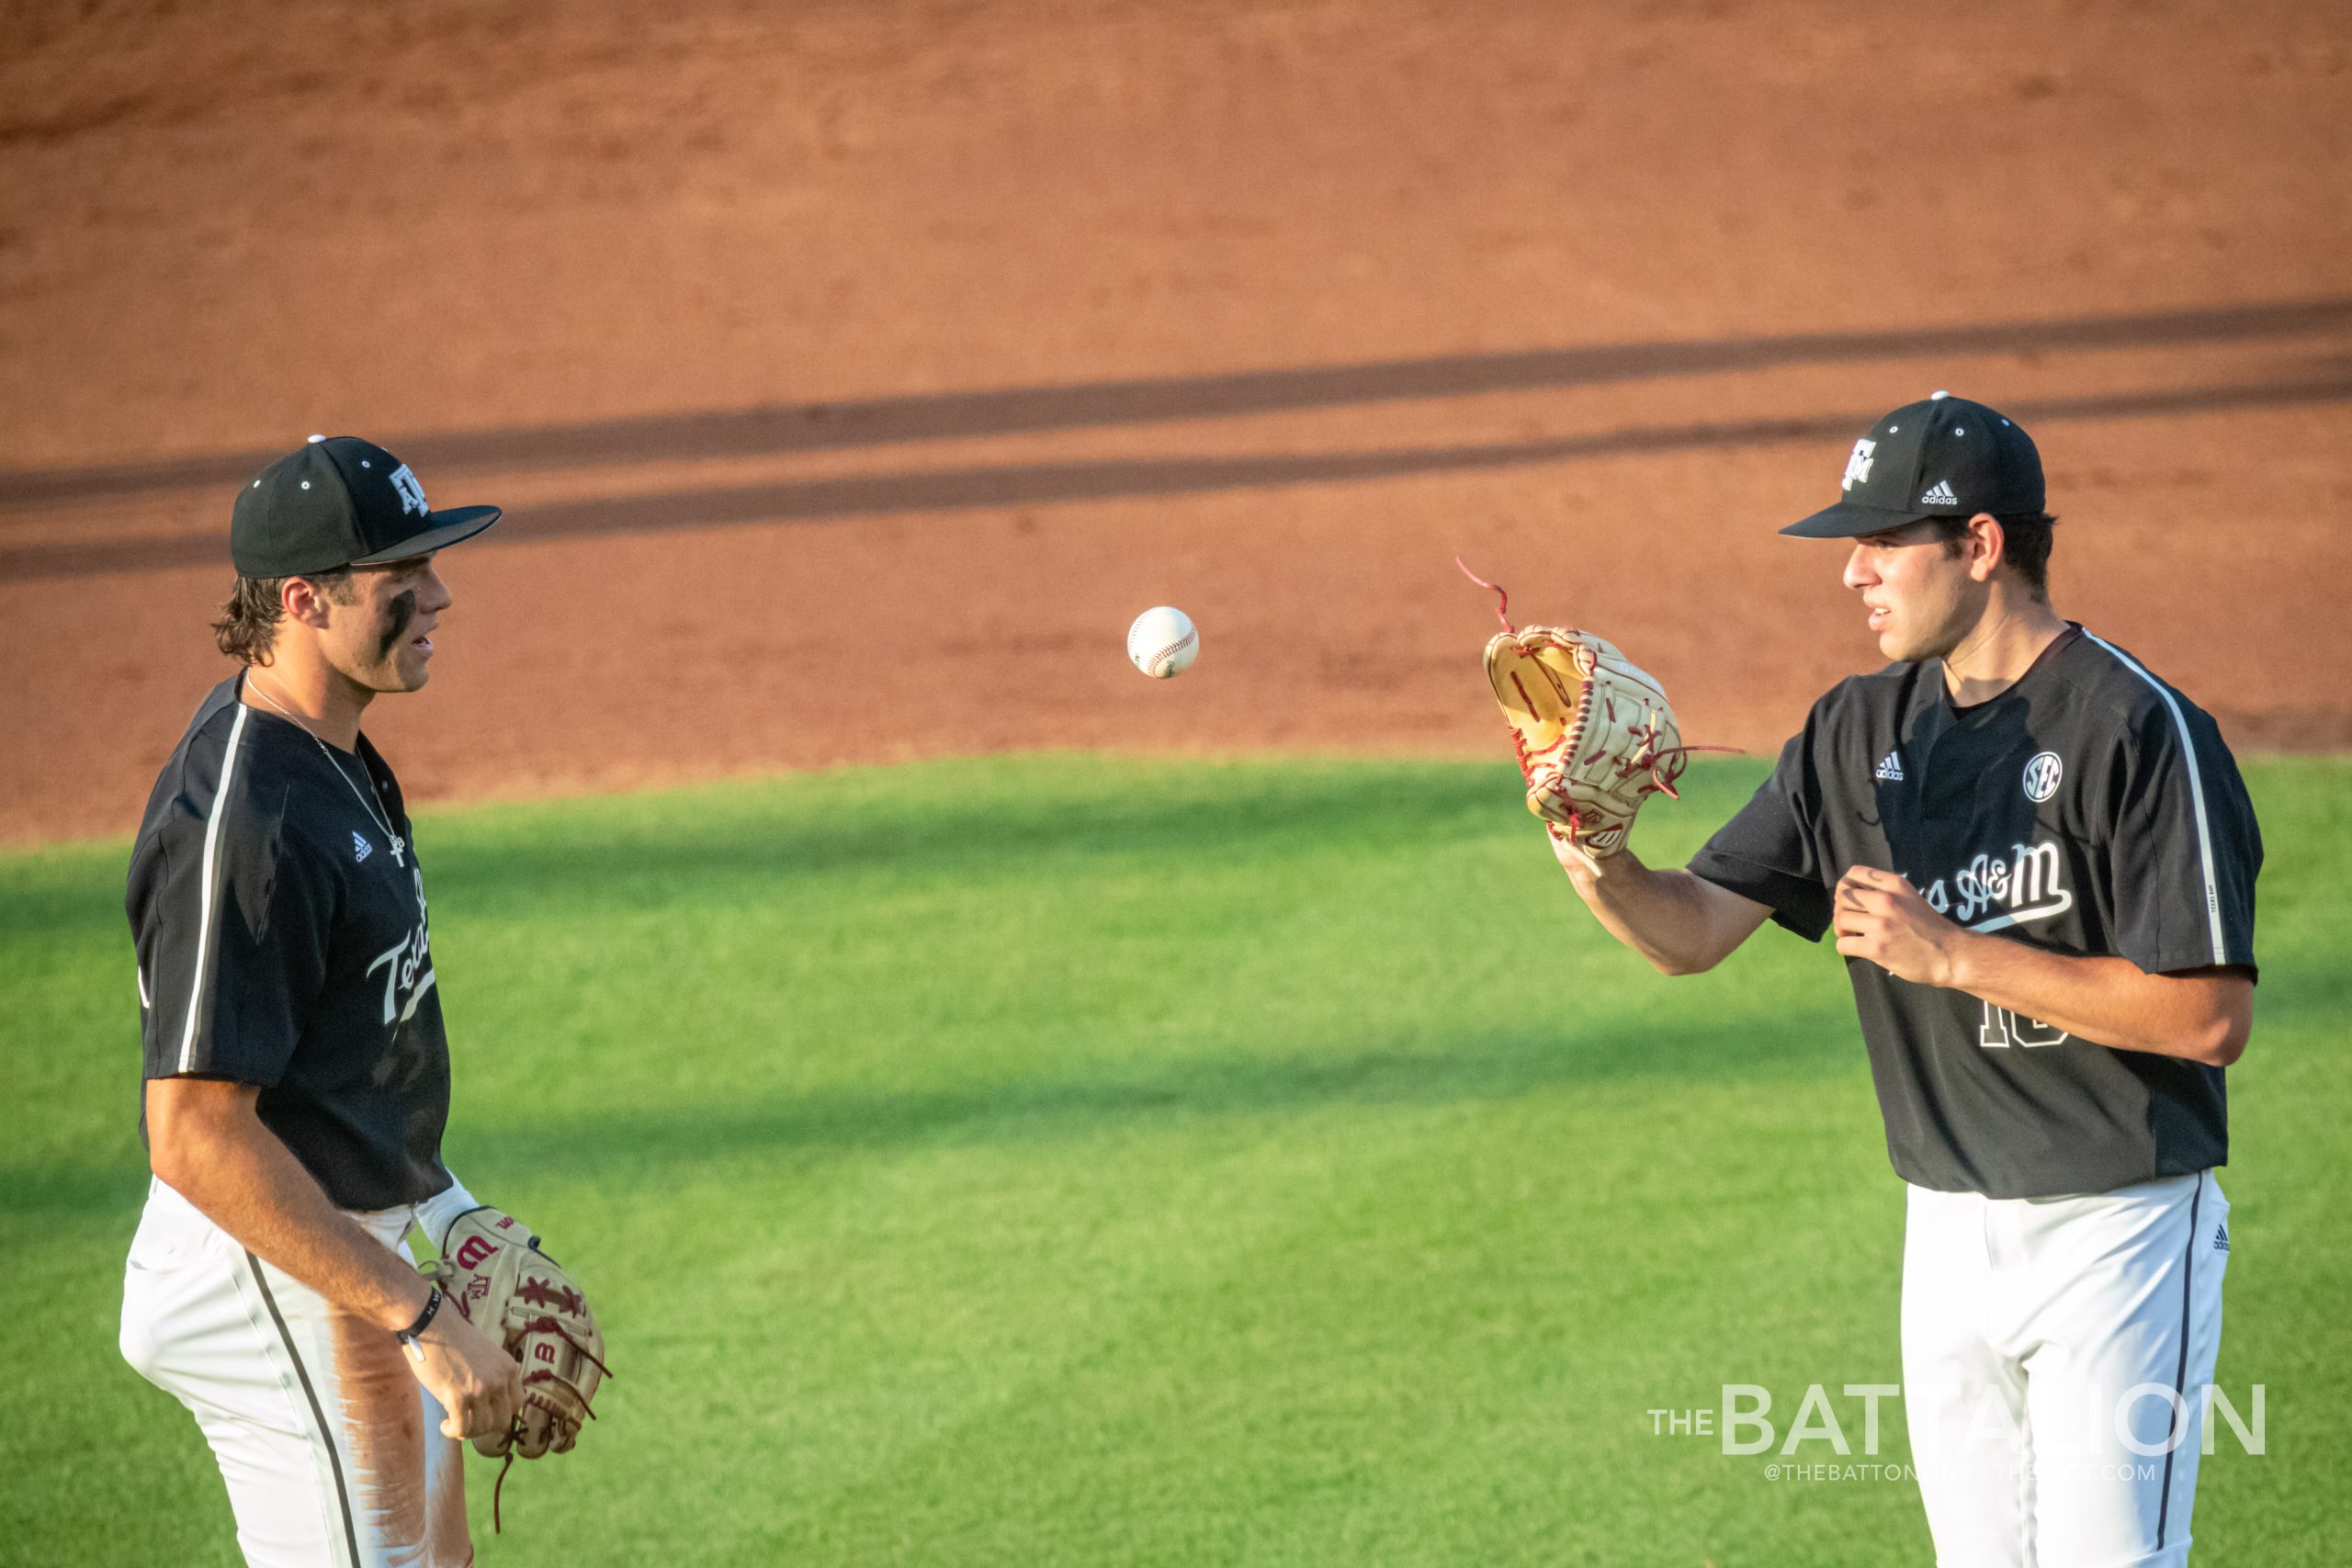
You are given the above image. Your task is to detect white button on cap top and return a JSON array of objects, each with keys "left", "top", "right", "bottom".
[
  {"left": 306, "top": 433, "right": 326, "bottom": 443},
  {"left": 1928, "top": 389, "right": 1951, "bottom": 400}
]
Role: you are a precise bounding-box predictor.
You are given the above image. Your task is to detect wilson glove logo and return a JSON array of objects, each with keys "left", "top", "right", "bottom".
[{"left": 452, "top": 1234, "right": 502, "bottom": 1271}]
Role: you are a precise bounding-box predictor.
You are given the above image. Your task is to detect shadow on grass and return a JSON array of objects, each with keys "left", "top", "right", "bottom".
[
  {"left": 28, "top": 962, "right": 2346, "bottom": 1224},
  {"left": 3, "top": 760, "right": 1784, "bottom": 942},
  {"left": 475, "top": 1010, "right": 1860, "bottom": 1181},
  {"left": 410, "top": 760, "right": 1778, "bottom": 928},
  {"left": 7, "top": 1004, "right": 1860, "bottom": 1225},
  {"left": 431, "top": 762, "right": 1530, "bottom": 897},
  {"left": 31, "top": 964, "right": 2344, "bottom": 1226},
  {"left": 447, "top": 939, "right": 2352, "bottom": 1190},
  {"left": 0, "top": 759, "right": 1570, "bottom": 937}
]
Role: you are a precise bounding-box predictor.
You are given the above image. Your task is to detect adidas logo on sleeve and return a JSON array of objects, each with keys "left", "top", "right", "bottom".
[{"left": 1874, "top": 751, "right": 1906, "bottom": 782}]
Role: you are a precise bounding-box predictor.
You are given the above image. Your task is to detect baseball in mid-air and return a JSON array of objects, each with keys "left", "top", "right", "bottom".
[{"left": 1126, "top": 605, "right": 1200, "bottom": 679}]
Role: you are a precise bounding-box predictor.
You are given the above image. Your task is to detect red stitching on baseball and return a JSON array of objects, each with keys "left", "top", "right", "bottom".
[{"left": 1141, "top": 627, "right": 1196, "bottom": 671}]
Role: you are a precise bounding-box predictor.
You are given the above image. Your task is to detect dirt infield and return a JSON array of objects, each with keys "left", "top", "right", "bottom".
[{"left": 3, "top": 0, "right": 2346, "bottom": 844}]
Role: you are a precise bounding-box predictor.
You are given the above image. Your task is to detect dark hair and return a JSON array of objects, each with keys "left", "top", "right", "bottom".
[
  {"left": 213, "top": 571, "right": 353, "bottom": 663},
  {"left": 1928, "top": 512, "right": 2058, "bottom": 599}
]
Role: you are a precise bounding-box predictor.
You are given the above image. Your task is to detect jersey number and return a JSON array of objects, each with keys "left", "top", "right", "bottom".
[{"left": 1979, "top": 1000, "right": 2070, "bottom": 1050}]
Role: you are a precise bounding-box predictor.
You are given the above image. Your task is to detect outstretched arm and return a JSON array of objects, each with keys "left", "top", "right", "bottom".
[
  {"left": 1830, "top": 866, "right": 2252, "bottom": 1066},
  {"left": 1551, "top": 832, "right": 1773, "bottom": 976}
]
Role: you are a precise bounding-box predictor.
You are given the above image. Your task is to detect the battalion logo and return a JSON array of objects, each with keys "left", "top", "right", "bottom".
[
  {"left": 2022, "top": 750, "right": 2064, "bottom": 803},
  {"left": 388, "top": 463, "right": 429, "bottom": 517},
  {"left": 1841, "top": 438, "right": 1877, "bottom": 492}
]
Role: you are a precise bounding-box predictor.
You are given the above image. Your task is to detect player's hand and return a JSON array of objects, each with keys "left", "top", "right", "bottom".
[
  {"left": 1544, "top": 818, "right": 1599, "bottom": 876},
  {"left": 1832, "top": 865, "right": 1963, "bottom": 987},
  {"left": 405, "top": 1304, "right": 523, "bottom": 1444}
]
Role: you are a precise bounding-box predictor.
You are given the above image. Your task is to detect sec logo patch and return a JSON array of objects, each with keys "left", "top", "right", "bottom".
[{"left": 2023, "top": 751, "right": 2064, "bottom": 803}]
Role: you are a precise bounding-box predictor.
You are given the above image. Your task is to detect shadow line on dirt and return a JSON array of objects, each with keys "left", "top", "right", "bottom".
[
  {"left": 3, "top": 297, "right": 2346, "bottom": 514},
  {"left": 6, "top": 370, "right": 2349, "bottom": 581}
]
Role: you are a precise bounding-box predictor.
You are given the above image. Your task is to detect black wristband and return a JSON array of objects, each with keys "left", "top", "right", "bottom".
[{"left": 396, "top": 1286, "right": 442, "bottom": 1345}]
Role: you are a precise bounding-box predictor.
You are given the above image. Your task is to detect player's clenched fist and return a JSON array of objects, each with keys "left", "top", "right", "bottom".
[
  {"left": 1832, "top": 865, "right": 1962, "bottom": 987},
  {"left": 406, "top": 1305, "right": 525, "bottom": 1442}
]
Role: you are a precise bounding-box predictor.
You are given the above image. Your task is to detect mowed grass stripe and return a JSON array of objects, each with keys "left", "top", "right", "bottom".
[{"left": 1, "top": 755, "right": 2343, "bottom": 1565}]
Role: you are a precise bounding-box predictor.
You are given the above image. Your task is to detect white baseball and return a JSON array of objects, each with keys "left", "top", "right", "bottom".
[{"left": 1126, "top": 605, "right": 1200, "bottom": 679}]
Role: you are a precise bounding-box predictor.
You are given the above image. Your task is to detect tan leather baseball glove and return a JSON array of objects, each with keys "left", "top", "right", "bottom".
[
  {"left": 1482, "top": 624, "right": 1687, "bottom": 868},
  {"left": 427, "top": 1207, "right": 609, "bottom": 1525}
]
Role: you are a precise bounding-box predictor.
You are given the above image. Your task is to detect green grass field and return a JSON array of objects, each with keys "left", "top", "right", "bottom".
[{"left": 3, "top": 755, "right": 2346, "bottom": 1566}]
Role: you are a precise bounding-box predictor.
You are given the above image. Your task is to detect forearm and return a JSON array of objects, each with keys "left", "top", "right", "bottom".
[
  {"left": 147, "top": 1091, "right": 432, "bottom": 1332},
  {"left": 1946, "top": 938, "right": 2248, "bottom": 1065},
  {"left": 1563, "top": 849, "right": 1764, "bottom": 975}
]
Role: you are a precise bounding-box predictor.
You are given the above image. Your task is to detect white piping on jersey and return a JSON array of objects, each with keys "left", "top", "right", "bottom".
[
  {"left": 175, "top": 703, "right": 251, "bottom": 1074},
  {"left": 2083, "top": 631, "right": 2228, "bottom": 965}
]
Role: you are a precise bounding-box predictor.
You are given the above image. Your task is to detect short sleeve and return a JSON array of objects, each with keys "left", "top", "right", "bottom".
[
  {"left": 1687, "top": 723, "right": 1835, "bottom": 941},
  {"left": 2108, "top": 705, "right": 2261, "bottom": 976},
  {"left": 131, "top": 778, "right": 335, "bottom": 1086}
]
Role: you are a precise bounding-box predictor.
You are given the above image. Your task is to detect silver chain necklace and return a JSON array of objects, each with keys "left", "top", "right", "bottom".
[{"left": 243, "top": 672, "right": 408, "bottom": 867}]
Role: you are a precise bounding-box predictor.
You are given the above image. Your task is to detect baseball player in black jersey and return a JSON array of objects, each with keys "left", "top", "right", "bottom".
[
  {"left": 121, "top": 436, "right": 521, "bottom": 1567},
  {"left": 1555, "top": 395, "right": 2257, "bottom": 1566}
]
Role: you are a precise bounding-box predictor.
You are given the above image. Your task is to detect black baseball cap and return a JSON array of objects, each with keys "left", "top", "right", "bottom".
[
  {"left": 1782, "top": 393, "right": 2043, "bottom": 538},
  {"left": 231, "top": 434, "right": 500, "bottom": 577}
]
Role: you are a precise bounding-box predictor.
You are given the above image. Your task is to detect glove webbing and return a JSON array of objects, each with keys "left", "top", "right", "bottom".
[
  {"left": 1458, "top": 557, "right": 1729, "bottom": 843},
  {"left": 491, "top": 1319, "right": 613, "bottom": 1533}
]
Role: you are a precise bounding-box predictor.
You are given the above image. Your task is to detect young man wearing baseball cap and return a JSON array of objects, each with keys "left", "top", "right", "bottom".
[
  {"left": 1553, "top": 394, "right": 2260, "bottom": 1564},
  {"left": 122, "top": 436, "right": 520, "bottom": 1566}
]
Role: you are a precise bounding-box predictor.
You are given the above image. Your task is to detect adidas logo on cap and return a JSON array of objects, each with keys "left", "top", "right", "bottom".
[{"left": 1920, "top": 479, "right": 1960, "bottom": 506}]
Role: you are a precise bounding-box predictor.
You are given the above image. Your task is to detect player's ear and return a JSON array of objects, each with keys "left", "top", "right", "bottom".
[
  {"left": 1965, "top": 513, "right": 2005, "bottom": 584},
  {"left": 281, "top": 575, "right": 337, "bottom": 630}
]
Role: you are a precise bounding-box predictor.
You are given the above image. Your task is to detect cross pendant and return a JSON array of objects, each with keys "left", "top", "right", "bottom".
[{"left": 391, "top": 838, "right": 407, "bottom": 867}]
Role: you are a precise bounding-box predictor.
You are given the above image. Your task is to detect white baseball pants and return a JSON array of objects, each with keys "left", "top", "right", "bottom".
[
  {"left": 119, "top": 1178, "right": 472, "bottom": 1568},
  {"left": 1902, "top": 1169, "right": 2228, "bottom": 1568}
]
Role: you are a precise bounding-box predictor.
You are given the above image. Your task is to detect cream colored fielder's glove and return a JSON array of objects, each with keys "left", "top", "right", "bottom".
[
  {"left": 1482, "top": 625, "right": 1687, "bottom": 869},
  {"left": 425, "top": 1207, "right": 610, "bottom": 1529}
]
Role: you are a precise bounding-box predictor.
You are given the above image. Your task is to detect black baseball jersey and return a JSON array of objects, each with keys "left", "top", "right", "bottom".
[
  {"left": 1689, "top": 626, "right": 2260, "bottom": 1200},
  {"left": 128, "top": 676, "right": 453, "bottom": 1212}
]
